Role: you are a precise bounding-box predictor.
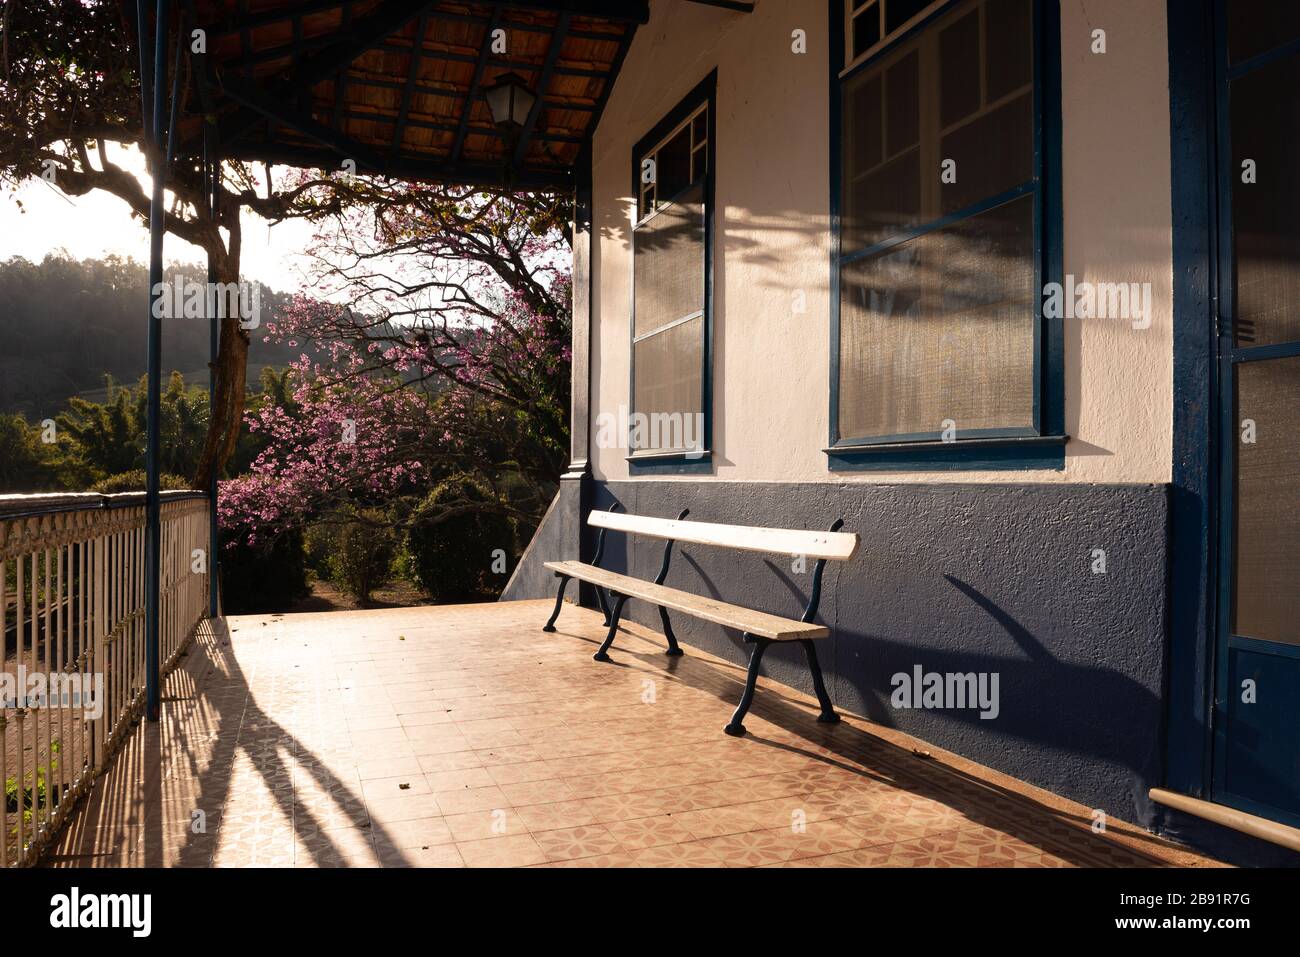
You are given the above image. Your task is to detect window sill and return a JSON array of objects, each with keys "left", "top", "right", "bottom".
[
  {"left": 825, "top": 435, "right": 1068, "bottom": 472},
  {"left": 627, "top": 450, "right": 713, "bottom": 475}
]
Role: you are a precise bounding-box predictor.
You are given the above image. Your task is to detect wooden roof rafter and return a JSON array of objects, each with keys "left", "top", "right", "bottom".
[
  {"left": 512, "top": 11, "right": 570, "bottom": 167},
  {"left": 450, "top": 5, "right": 502, "bottom": 165},
  {"left": 340, "top": 71, "right": 598, "bottom": 112},
  {"left": 390, "top": 10, "right": 432, "bottom": 160},
  {"left": 178, "top": 0, "right": 648, "bottom": 189}
]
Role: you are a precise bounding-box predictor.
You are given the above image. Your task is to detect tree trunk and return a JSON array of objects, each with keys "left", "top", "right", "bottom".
[
  {"left": 191, "top": 229, "right": 249, "bottom": 489},
  {"left": 191, "top": 311, "right": 249, "bottom": 488}
]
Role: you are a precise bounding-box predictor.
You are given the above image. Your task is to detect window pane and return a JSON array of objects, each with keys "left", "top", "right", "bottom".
[
  {"left": 845, "top": 72, "right": 883, "bottom": 172},
  {"left": 1231, "top": 51, "right": 1300, "bottom": 346},
  {"left": 885, "top": 0, "right": 933, "bottom": 34},
  {"left": 633, "top": 184, "right": 704, "bottom": 339},
  {"left": 838, "top": 194, "right": 1036, "bottom": 439},
  {"left": 985, "top": 0, "right": 1032, "bottom": 102},
  {"left": 691, "top": 146, "right": 706, "bottom": 184},
  {"left": 692, "top": 109, "right": 707, "bottom": 149},
  {"left": 940, "top": 93, "right": 1033, "bottom": 213},
  {"left": 939, "top": 8, "right": 981, "bottom": 128},
  {"left": 844, "top": 153, "right": 922, "bottom": 253},
  {"left": 843, "top": 51, "right": 922, "bottom": 253},
  {"left": 633, "top": 315, "right": 704, "bottom": 452},
  {"left": 655, "top": 125, "right": 693, "bottom": 204},
  {"left": 842, "top": 1, "right": 1034, "bottom": 252},
  {"left": 853, "top": 6, "right": 881, "bottom": 59},
  {"left": 940, "top": 0, "right": 1033, "bottom": 214},
  {"left": 1233, "top": 357, "right": 1300, "bottom": 645},
  {"left": 1227, "top": 0, "right": 1300, "bottom": 65},
  {"left": 885, "top": 50, "right": 920, "bottom": 156}
]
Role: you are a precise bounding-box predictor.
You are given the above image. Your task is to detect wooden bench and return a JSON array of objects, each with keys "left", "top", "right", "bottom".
[{"left": 542, "top": 505, "right": 860, "bottom": 737}]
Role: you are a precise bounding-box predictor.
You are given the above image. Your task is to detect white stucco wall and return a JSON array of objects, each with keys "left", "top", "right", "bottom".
[{"left": 589, "top": 0, "right": 1174, "bottom": 484}]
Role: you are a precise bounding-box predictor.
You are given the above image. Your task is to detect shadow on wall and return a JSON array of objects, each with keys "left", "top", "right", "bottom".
[
  {"left": 540, "top": 604, "right": 1195, "bottom": 867},
  {"left": 587, "top": 480, "right": 1171, "bottom": 826}
]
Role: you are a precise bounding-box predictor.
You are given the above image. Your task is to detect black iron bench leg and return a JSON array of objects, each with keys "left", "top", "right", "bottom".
[
  {"left": 594, "top": 594, "right": 629, "bottom": 662},
  {"left": 658, "top": 606, "right": 684, "bottom": 656},
  {"left": 543, "top": 575, "right": 571, "bottom": 632},
  {"left": 596, "top": 586, "right": 612, "bottom": 626},
  {"left": 800, "top": 639, "right": 840, "bottom": 724},
  {"left": 724, "top": 635, "right": 770, "bottom": 737}
]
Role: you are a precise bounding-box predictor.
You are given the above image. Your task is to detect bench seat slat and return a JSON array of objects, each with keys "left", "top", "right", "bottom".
[
  {"left": 586, "top": 511, "right": 858, "bottom": 561},
  {"left": 544, "top": 560, "right": 829, "bottom": 641}
]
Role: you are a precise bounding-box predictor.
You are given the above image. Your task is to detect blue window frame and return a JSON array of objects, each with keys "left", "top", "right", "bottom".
[
  {"left": 828, "top": 0, "right": 1065, "bottom": 471},
  {"left": 627, "top": 72, "right": 716, "bottom": 476}
]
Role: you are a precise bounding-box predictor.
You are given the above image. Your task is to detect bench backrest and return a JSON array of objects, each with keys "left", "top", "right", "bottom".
[{"left": 588, "top": 509, "right": 859, "bottom": 562}]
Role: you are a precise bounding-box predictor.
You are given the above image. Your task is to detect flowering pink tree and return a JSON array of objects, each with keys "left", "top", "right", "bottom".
[
  {"left": 217, "top": 179, "right": 572, "bottom": 573},
  {"left": 217, "top": 349, "right": 430, "bottom": 546},
  {"left": 218, "top": 211, "right": 571, "bottom": 550},
  {"left": 291, "top": 181, "right": 573, "bottom": 468}
]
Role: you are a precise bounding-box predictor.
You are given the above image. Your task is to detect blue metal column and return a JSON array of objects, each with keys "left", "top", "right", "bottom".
[{"left": 142, "top": 0, "right": 169, "bottom": 721}]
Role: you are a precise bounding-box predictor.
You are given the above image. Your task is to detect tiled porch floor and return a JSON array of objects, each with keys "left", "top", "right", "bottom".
[{"left": 46, "top": 600, "right": 1223, "bottom": 868}]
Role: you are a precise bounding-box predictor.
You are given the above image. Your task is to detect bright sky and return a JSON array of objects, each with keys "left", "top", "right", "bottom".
[{"left": 0, "top": 144, "right": 317, "bottom": 292}]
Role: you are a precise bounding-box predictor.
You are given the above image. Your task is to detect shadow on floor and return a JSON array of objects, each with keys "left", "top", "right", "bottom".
[
  {"left": 43, "top": 618, "right": 414, "bottom": 868},
  {"left": 549, "top": 611, "right": 1203, "bottom": 868}
]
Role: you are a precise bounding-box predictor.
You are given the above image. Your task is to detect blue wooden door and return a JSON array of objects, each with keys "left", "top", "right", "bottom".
[{"left": 1212, "top": 1, "right": 1300, "bottom": 827}]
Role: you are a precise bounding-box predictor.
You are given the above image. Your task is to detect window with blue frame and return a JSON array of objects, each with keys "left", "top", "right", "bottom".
[
  {"left": 628, "top": 76, "right": 714, "bottom": 468},
  {"left": 831, "top": 0, "right": 1063, "bottom": 469}
]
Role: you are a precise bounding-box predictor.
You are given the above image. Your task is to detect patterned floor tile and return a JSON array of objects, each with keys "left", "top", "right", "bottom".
[
  {"left": 455, "top": 833, "right": 549, "bottom": 868},
  {"left": 442, "top": 809, "right": 521, "bottom": 841},
  {"left": 370, "top": 816, "right": 456, "bottom": 851},
  {"left": 41, "top": 604, "right": 1220, "bottom": 870},
  {"left": 699, "top": 829, "right": 798, "bottom": 866},
  {"left": 630, "top": 840, "right": 726, "bottom": 868},
  {"left": 498, "top": 778, "right": 576, "bottom": 807},
  {"left": 604, "top": 814, "right": 697, "bottom": 851},
  {"left": 513, "top": 799, "right": 597, "bottom": 832},
  {"left": 378, "top": 843, "right": 465, "bottom": 868},
  {"left": 532, "top": 853, "right": 639, "bottom": 868},
  {"left": 531, "top": 825, "right": 625, "bottom": 862}
]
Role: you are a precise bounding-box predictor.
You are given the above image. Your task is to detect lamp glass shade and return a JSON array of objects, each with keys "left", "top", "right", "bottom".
[
  {"left": 485, "top": 83, "right": 513, "bottom": 127},
  {"left": 485, "top": 74, "right": 536, "bottom": 129},
  {"left": 509, "top": 84, "right": 536, "bottom": 127}
]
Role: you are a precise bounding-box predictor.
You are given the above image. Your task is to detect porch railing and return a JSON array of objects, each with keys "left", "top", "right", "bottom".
[{"left": 0, "top": 491, "right": 210, "bottom": 866}]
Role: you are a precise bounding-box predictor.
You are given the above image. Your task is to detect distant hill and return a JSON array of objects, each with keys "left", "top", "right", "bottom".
[{"left": 0, "top": 254, "right": 306, "bottom": 416}]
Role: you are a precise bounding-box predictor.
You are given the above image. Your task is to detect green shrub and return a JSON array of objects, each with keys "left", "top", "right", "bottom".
[
  {"left": 389, "top": 540, "right": 419, "bottom": 585},
  {"left": 408, "top": 476, "right": 514, "bottom": 601},
  {"left": 92, "top": 469, "right": 191, "bottom": 493},
  {"left": 219, "top": 527, "right": 308, "bottom": 614},
  {"left": 302, "top": 521, "right": 336, "bottom": 578},
  {"left": 323, "top": 508, "right": 397, "bottom": 605}
]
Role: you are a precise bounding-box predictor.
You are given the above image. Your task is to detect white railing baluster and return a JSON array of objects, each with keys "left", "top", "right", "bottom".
[
  {"left": 55, "top": 528, "right": 66, "bottom": 829},
  {"left": 40, "top": 544, "right": 51, "bottom": 843},
  {"left": 0, "top": 492, "right": 210, "bottom": 865},
  {"left": 93, "top": 526, "right": 103, "bottom": 775},
  {"left": 2, "top": 551, "right": 9, "bottom": 869},
  {"left": 16, "top": 545, "right": 26, "bottom": 860}
]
